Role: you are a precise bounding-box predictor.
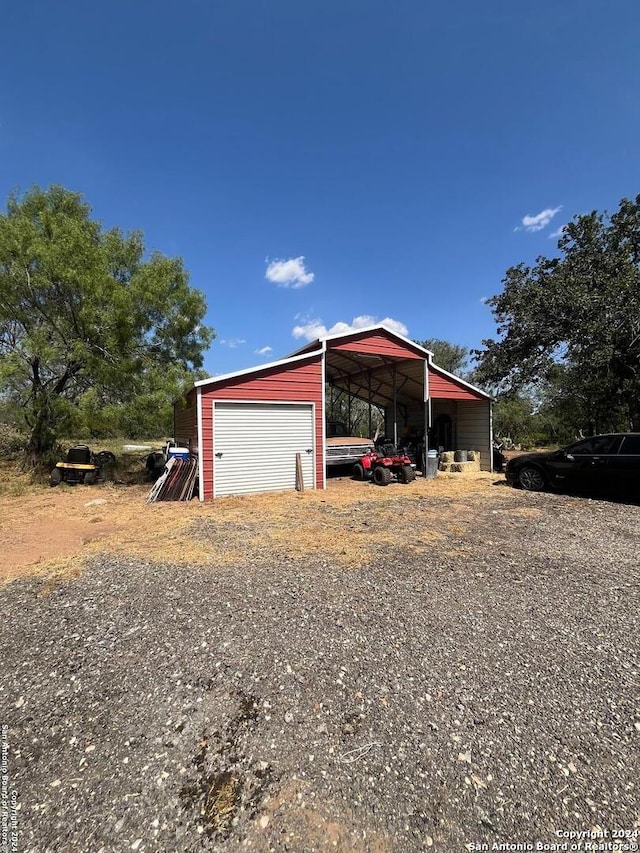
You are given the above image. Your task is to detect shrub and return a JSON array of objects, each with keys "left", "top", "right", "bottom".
[{"left": 0, "top": 423, "right": 27, "bottom": 458}]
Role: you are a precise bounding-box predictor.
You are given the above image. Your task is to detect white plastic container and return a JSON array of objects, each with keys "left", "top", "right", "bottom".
[{"left": 167, "top": 446, "right": 190, "bottom": 461}]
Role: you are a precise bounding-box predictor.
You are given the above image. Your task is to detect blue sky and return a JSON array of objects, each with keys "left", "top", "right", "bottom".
[{"left": 1, "top": 0, "right": 638, "bottom": 376}]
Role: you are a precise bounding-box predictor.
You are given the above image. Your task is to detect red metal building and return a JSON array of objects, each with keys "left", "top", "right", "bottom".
[{"left": 174, "top": 325, "right": 492, "bottom": 500}]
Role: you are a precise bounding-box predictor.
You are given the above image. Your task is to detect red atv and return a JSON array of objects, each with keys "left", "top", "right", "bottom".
[{"left": 353, "top": 439, "right": 416, "bottom": 486}]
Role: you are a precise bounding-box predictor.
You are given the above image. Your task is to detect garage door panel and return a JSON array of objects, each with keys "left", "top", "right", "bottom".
[{"left": 213, "top": 402, "right": 315, "bottom": 497}]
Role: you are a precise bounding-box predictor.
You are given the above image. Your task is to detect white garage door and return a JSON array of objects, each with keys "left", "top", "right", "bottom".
[{"left": 213, "top": 402, "right": 315, "bottom": 497}]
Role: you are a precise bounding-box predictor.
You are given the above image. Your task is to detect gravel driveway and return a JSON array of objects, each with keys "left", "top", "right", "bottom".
[{"left": 1, "top": 484, "right": 639, "bottom": 852}]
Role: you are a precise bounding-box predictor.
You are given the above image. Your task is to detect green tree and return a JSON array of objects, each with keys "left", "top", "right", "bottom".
[
  {"left": 531, "top": 364, "right": 623, "bottom": 445},
  {"left": 475, "top": 195, "right": 640, "bottom": 433},
  {"left": 0, "top": 185, "right": 214, "bottom": 461},
  {"left": 415, "top": 338, "right": 469, "bottom": 375},
  {"left": 491, "top": 391, "right": 559, "bottom": 448}
]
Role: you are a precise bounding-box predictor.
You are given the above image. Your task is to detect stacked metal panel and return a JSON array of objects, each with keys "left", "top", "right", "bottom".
[{"left": 146, "top": 457, "right": 198, "bottom": 503}]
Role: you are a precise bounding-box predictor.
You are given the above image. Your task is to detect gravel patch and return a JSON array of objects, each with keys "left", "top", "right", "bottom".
[{"left": 1, "top": 487, "right": 639, "bottom": 852}]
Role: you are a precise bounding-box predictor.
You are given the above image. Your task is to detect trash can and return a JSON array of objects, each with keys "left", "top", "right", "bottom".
[
  {"left": 454, "top": 450, "right": 468, "bottom": 463},
  {"left": 425, "top": 449, "right": 438, "bottom": 479}
]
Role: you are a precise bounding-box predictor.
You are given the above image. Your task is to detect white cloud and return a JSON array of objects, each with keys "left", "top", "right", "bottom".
[
  {"left": 291, "top": 319, "right": 328, "bottom": 340},
  {"left": 265, "top": 256, "right": 314, "bottom": 288},
  {"left": 292, "top": 315, "right": 408, "bottom": 342},
  {"left": 548, "top": 225, "right": 565, "bottom": 239},
  {"left": 518, "top": 206, "right": 562, "bottom": 233},
  {"left": 254, "top": 345, "right": 273, "bottom": 357},
  {"left": 220, "top": 338, "right": 246, "bottom": 348},
  {"left": 379, "top": 317, "right": 409, "bottom": 337}
]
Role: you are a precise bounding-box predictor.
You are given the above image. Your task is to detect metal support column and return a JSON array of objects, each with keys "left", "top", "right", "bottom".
[
  {"left": 392, "top": 366, "right": 397, "bottom": 446},
  {"left": 424, "top": 358, "right": 431, "bottom": 474}
]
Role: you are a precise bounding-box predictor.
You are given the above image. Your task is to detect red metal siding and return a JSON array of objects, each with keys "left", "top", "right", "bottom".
[
  {"left": 200, "top": 357, "right": 324, "bottom": 499},
  {"left": 174, "top": 389, "right": 198, "bottom": 452},
  {"left": 329, "top": 330, "right": 423, "bottom": 360},
  {"left": 429, "top": 368, "right": 485, "bottom": 401}
]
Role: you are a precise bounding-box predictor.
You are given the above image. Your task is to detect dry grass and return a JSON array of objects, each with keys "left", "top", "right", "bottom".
[
  {"left": 203, "top": 773, "right": 240, "bottom": 836},
  {"left": 0, "top": 467, "right": 501, "bottom": 583}
]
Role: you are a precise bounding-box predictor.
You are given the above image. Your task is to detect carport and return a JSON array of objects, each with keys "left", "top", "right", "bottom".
[
  {"left": 294, "top": 328, "right": 428, "bottom": 447},
  {"left": 174, "top": 325, "right": 492, "bottom": 500},
  {"left": 293, "top": 327, "right": 492, "bottom": 469}
]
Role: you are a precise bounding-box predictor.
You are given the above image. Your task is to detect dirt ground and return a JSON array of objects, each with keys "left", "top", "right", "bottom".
[
  {"left": 0, "top": 471, "right": 501, "bottom": 582},
  {"left": 3, "top": 465, "right": 639, "bottom": 852}
]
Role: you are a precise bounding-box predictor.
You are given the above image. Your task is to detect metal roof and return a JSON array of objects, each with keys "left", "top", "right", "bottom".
[
  {"left": 317, "top": 325, "right": 489, "bottom": 406},
  {"left": 288, "top": 323, "right": 434, "bottom": 359},
  {"left": 324, "top": 347, "right": 426, "bottom": 409},
  {"left": 192, "top": 324, "right": 490, "bottom": 404},
  {"left": 193, "top": 348, "right": 324, "bottom": 389}
]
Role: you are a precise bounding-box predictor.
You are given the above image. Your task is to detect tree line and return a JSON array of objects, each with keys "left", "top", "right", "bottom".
[
  {"left": 420, "top": 192, "right": 640, "bottom": 447},
  {"left": 1, "top": 185, "right": 639, "bottom": 464},
  {"left": 0, "top": 186, "right": 213, "bottom": 463},
  {"left": 475, "top": 193, "right": 640, "bottom": 444}
]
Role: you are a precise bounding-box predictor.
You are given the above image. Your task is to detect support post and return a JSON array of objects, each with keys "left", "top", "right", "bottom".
[
  {"left": 392, "top": 366, "right": 397, "bottom": 446},
  {"left": 424, "top": 358, "right": 431, "bottom": 474},
  {"left": 295, "top": 452, "right": 304, "bottom": 492}
]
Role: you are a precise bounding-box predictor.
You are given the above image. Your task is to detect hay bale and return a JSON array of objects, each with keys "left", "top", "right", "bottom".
[
  {"left": 467, "top": 450, "right": 479, "bottom": 462},
  {"left": 439, "top": 460, "right": 481, "bottom": 474},
  {"left": 441, "top": 451, "right": 455, "bottom": 463}
]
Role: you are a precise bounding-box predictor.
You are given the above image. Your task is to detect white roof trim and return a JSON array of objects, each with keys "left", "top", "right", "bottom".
[
  {"left": 191, "top": 327, "right": 487, "bottom": 399},
  {"left": 288, "top": 324, "right": 434, "bottom": 359},
  {"left": 193, "top": 348, "right": 324, "bottom": 390},
  {"left": 430, "top": 362, "right": 491, "bottom": 399}
]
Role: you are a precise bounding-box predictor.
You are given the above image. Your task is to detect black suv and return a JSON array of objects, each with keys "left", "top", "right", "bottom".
[{"left": 505, "top": 433, "right": 640, "bottom": 494}]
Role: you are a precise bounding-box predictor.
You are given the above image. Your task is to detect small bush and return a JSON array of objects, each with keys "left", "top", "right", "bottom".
[{"left": 0, "top": 423, "right": 27, "bottom": 458}]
